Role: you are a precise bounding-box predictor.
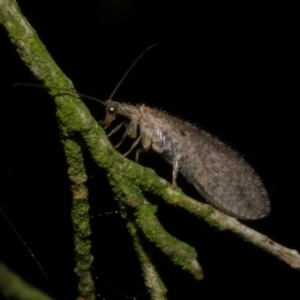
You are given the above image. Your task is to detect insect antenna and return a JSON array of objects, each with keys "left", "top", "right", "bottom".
[
  {"left": 108, "top": 44, "right": 157, "bottom": 100},
  {"left": 13, "top": 83, "right": 107, "bottom": 106},
  {"left": 13, "top": 43, "right": 157, "bottom": 105}
]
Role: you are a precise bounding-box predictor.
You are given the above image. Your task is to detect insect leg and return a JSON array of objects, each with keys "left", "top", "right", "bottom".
[
  {"left": 122, "top": 135, "right": 142, "bottom": 157},
  {"left": 107, "top": 122, "right": 125, "bottom": 137},
  {"left": 135, "top": 148, "right": 149, "bottom": 163},
  {"left": 132, "top": 129, "right": 154, "bottom": 162},
  {"left": 114, "top": 121, "right": 137, "bottom": 149},
  {"left": 172, "top": 153, "right": 181, "bottom": 188}
]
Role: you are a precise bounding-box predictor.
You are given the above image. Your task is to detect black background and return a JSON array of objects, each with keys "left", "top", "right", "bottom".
[{"left": 1, "top": 1, "right": 300, "bottom": 299}]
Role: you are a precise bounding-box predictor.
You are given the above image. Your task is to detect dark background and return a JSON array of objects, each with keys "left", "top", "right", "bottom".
[{"left": 1, "top": 1, "right": 300, "bottom": 299}]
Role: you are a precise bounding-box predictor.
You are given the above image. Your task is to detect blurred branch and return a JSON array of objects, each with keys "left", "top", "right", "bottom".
[{"left": 0, "top": 262, "right": 55, "bottom": 300}]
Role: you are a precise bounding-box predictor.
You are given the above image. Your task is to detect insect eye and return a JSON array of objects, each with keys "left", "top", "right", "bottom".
[{"left": 108, "top": 106, "right": 116, "bottom": 114}]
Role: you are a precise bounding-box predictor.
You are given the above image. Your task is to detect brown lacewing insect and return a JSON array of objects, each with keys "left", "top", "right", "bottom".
[
  {"left": 80, "top": 45, "right": 270, "bottom": 220},
  {"left": 16, "top": 45, "right": 270, "bottom": 220}
]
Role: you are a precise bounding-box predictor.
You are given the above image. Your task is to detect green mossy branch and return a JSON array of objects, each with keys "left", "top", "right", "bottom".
[
  {"left": 108, "top": 172, "right": 203, "bottom": 280},
  {"left": 125, "top": 219, "right": 168, "bottom": 300},
  {"left": 64, "top": 138, "right": 94, "bottom": 298}
]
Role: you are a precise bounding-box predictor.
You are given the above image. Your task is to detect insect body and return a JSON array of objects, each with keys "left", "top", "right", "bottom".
[{"left": 101, "top": 99, "right": 270, "bottom": 220}]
